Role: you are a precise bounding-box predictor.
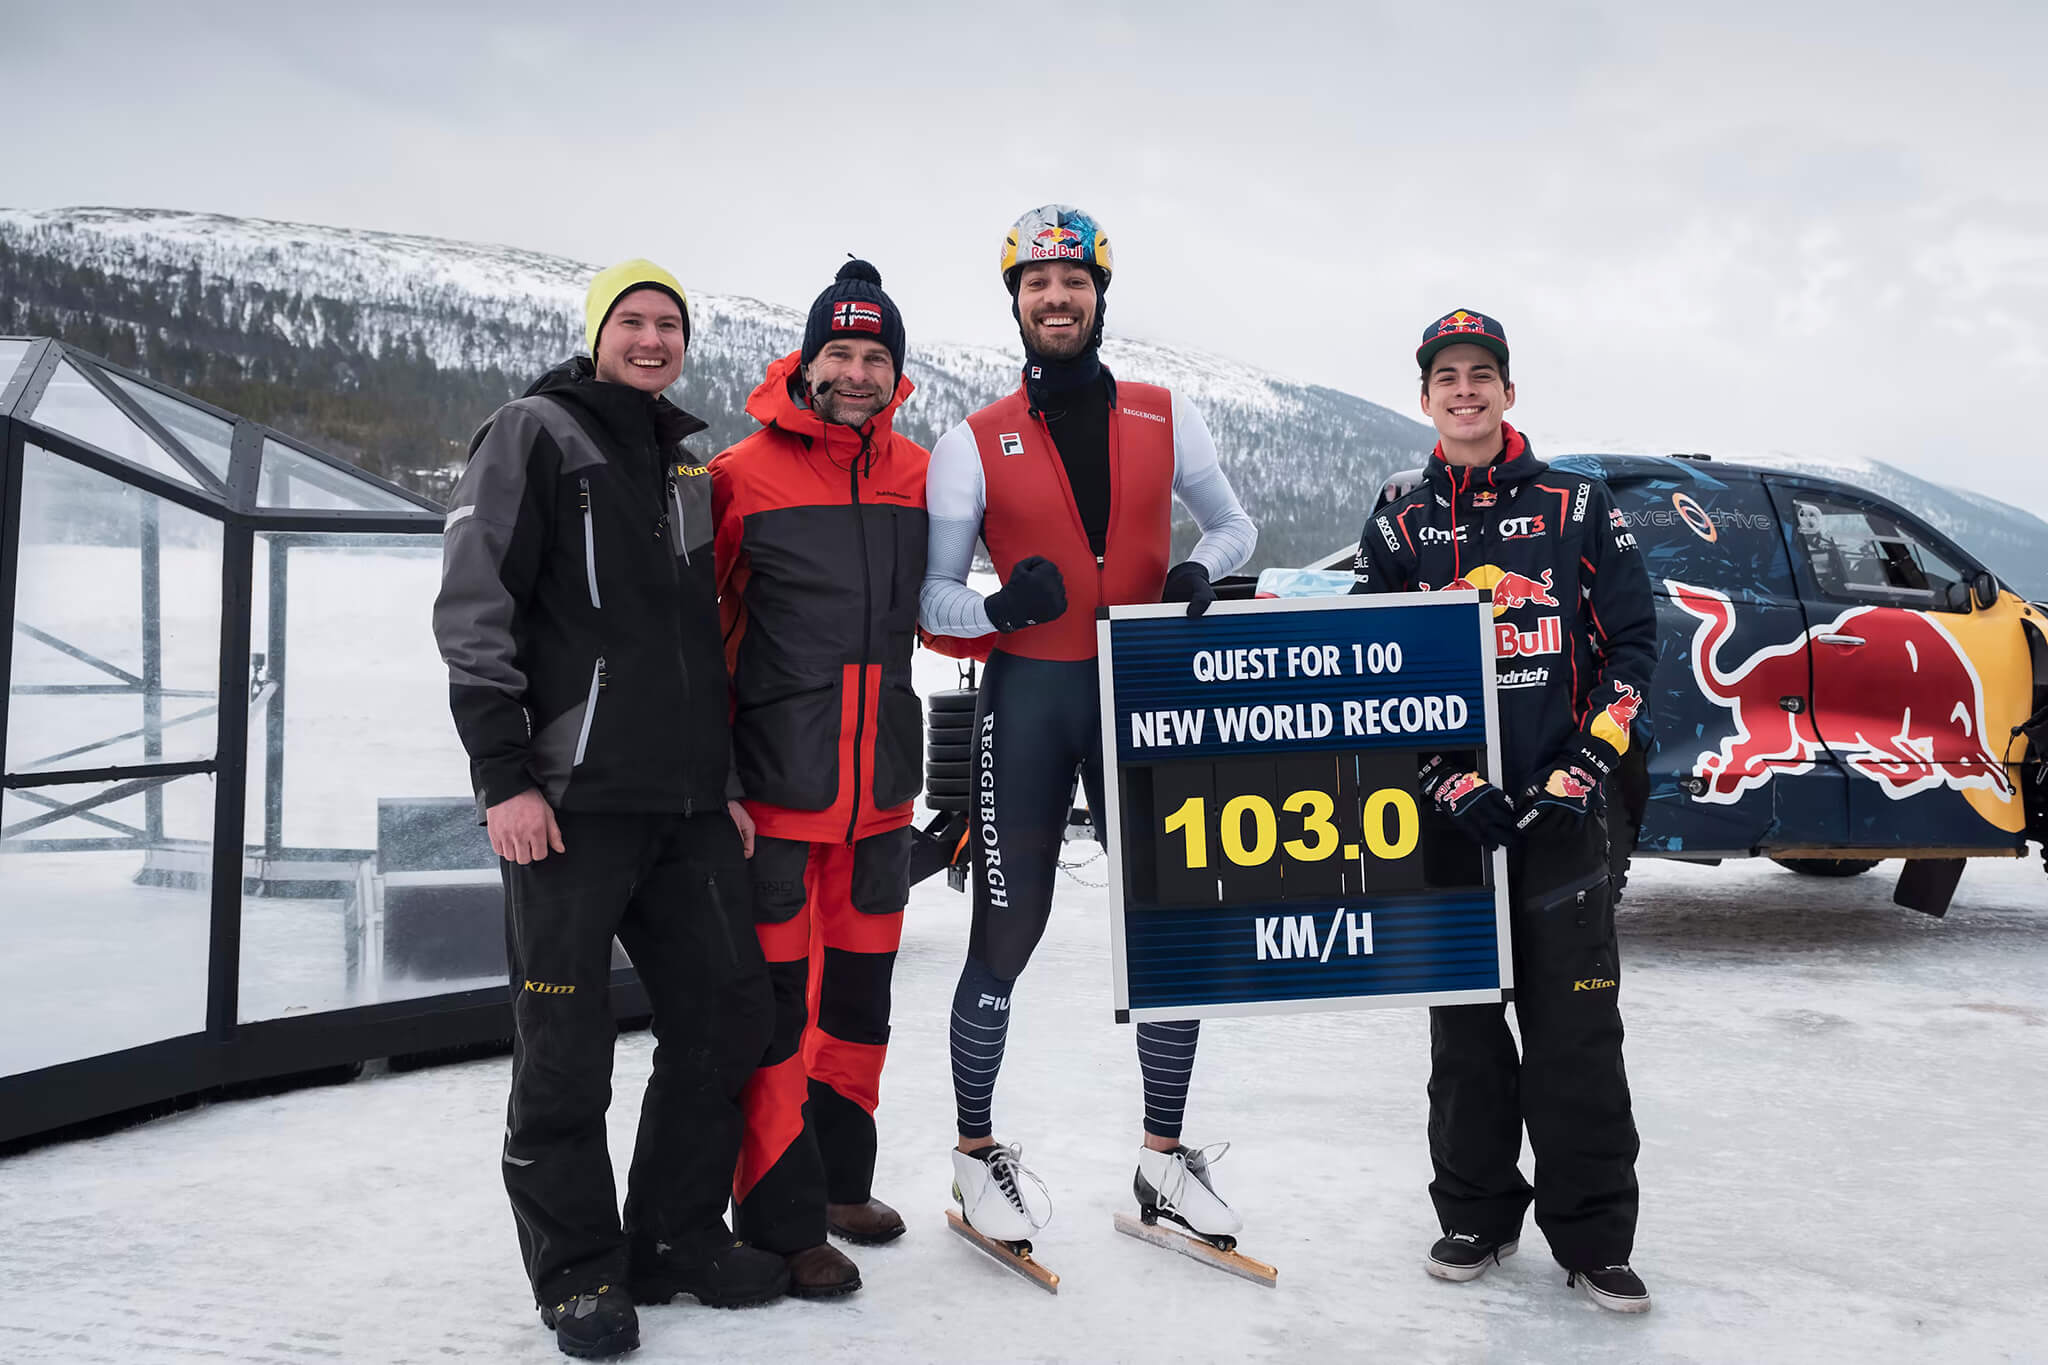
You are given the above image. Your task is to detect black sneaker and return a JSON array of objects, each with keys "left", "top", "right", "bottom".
[
  {"left": 1568, "top": 1263, "right": 1652, "bottom": 1313},
  {"left": 539, "top": 1283, "right": 638, "bottom": 1359},
  {"left": 628, "top": 1241, "right": 790, "bottom": 1309},
  {"left": 1425, "top": 1231, "right": 1519, "bottom": 1282}
]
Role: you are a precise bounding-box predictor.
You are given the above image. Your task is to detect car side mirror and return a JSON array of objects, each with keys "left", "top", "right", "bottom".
[{"left": 1972, "top": 570, "right": 1999, "bottom": 611}]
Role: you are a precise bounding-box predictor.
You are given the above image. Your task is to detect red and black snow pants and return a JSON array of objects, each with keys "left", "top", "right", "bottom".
[{"left": 733, "top": 826, "right": 910, "bottom": 1252}]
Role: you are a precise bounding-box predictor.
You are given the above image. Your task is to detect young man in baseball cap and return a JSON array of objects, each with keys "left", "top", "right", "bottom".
[{"left": 1351, "top": 309, "right": 1659, "bottom": 1313}]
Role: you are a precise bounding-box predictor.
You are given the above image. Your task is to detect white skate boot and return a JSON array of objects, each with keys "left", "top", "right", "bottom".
[
  {"left": 1134, "top": 1142, "right": 1243, "bottom": 1243},
  {"left": 950, "top": 1143, "right": 1052, "bottom": 1244}
]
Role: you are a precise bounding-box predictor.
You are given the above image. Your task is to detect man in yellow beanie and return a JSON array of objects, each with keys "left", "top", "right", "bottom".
[{"left": 435, "top": 260, "right": 786, "bottom": 1358}]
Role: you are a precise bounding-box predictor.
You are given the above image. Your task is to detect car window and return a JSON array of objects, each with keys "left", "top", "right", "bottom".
[
  {"left": 1604, "top": 470, "right": 1793, "bottom": 604},
  {"left": 1772, "top": 488, "right": 1968, "bottom": 611}
]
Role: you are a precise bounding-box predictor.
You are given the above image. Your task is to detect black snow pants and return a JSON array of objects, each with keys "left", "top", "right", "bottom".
[
  {"left": 499, "top": 808, "right": 773, "bottom": 1305},
  {"left": 1425, "top": 807, "right": 1640, "bottom": 1269}
]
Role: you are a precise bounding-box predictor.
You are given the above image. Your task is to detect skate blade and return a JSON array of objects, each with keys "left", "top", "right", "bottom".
[
  {"left": 946, "top": 1210, "right": 1060, "bottom": 1294},
  {"left": 1113, "top": 1212, "right": 1277, "bottom": 1288}
]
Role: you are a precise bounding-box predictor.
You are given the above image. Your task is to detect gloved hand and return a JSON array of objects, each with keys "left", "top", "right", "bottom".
[
  {"left": 1161, "top": 560, "right": 1217, "bottom": 617},
  {"left": 1418, "top": 753, "right": 1520, "bottom": 850},
  {"left": 986, "top": 555, "right": 1068, "bottom": 633},
  {"left": 1515, "top": 733, "right": 1618, "bottom": 830}
]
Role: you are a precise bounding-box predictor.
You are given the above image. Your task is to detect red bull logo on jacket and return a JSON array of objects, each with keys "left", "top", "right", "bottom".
[
  {"left": 1431, "top": 566, "right": 1563, "bottom": 657},
  {"left": 1667, "top": 580, "right": 2013, "bottom": 805}
]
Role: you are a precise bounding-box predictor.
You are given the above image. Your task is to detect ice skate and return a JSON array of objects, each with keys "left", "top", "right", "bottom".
[
  {"left": 1116, "top": 1143, "right": 1275, "bottom": 1287},
  {"left": 946, "top": 1144, "right": 1058, "bottom": 1292},
  {"left": 1134, "top": 1142, "right": 1243, "bottom": 1243}
]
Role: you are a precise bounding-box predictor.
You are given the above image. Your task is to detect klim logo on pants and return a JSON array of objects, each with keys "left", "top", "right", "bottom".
[{"left": 523, "top": 979, "right": 575, "bottom": 996}]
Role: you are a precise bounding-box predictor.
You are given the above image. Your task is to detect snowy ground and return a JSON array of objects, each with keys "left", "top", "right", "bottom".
[{"left": 3, "top": 853, "right": 2045, "bottom": 1364}]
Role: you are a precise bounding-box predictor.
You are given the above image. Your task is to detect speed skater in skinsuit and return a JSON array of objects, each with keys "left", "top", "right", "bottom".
[{"left": 919, "top": 205, "right": 1259, "bottom": 1248}]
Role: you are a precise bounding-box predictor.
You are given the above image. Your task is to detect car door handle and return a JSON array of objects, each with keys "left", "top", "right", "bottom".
[{"left": 1816, "top": 634, "right": 1866, "bottom": 647}]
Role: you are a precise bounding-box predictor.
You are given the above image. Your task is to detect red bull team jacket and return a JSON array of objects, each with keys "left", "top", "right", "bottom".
[{"left": 1351, "top": 424, "right": 1657, "bottom": 791}]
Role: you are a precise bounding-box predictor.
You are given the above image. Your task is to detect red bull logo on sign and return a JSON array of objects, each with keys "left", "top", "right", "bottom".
[{"left": 1666, "top": 580, "right": 2013, "bottom": 805}]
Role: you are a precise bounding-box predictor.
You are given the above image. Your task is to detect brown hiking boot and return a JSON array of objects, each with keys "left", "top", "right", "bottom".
[
  {"left": 786, "top": 1242, "right": 862, "bottom": 1299},
  {"left": 826, "top": 1198, "right": 906, "bottom": 1245}
]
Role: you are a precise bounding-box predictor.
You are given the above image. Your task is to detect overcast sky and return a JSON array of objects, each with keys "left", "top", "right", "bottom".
[{"left": 9, "top": 1, "right": 2048, "bottom": 513}]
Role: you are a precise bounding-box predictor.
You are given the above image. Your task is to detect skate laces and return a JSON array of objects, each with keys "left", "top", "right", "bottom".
[
  {"left": 984, "top": 1143, "right": 1053, "bottom": 1230},
  {"left": 1157, "top": 1141, "right": 1230, "bottom": 1208}
]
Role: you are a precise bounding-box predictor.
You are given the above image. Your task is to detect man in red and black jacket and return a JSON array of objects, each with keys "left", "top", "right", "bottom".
[
  {"left": 711, "top": 261, "right": 928, "bottom": 1298},
  {"left": 1352, "top": 310, "right": 1658, "bottom": 1314}
]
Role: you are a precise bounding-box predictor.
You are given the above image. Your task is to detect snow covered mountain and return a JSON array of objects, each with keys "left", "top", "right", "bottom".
[
  {"left": 4, "top": 206, "right": 2044, "bottom": 593},
  {"left": 0, "top": 207, "right": 1429, "bottom": 569}
]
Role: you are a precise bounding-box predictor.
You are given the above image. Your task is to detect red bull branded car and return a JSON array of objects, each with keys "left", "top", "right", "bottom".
[{"left": 1306, "top": 453, "right": 2048, "bottom": 915}]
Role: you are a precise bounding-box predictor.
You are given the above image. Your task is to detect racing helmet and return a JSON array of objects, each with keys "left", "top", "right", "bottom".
[{"left": 1001, "top": 205, "right": 1113, "bottom": 292}]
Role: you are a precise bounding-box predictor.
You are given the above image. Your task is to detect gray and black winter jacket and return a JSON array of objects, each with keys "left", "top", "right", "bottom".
[{"left": 433, "top": 358, "right": 731, "bottom": 816}]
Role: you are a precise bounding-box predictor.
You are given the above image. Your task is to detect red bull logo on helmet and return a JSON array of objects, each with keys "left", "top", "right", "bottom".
[
  {"left": 1029, "top": 224, "right": 1086, "bottom": 260},
  {"left": 1667, "top": 580, "right": 2014, "bottom": 805}
]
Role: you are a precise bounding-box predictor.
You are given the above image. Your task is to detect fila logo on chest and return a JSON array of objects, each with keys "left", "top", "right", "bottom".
[{"left": 998, "top": 432, "right": 1025, "bottom": 456}]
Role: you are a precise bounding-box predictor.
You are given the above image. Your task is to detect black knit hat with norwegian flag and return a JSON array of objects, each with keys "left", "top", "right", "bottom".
[{"left": 801, "top": 259, "right": 906, "bottom": 385}]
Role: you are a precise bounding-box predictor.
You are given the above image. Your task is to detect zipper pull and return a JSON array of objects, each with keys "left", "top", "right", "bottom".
[
  {"left": 597, "top": 657, "right": 609, "bottom": 689},
  {"left": 578, "top": 480, "right": 591, "bottom": 513}
]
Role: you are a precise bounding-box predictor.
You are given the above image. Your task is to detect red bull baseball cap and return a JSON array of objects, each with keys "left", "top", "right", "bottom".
[{"left": 1417, "top": 309, "right": 1509, "bottom": 372}]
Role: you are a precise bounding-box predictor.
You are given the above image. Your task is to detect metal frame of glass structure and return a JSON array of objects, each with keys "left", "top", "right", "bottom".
[{"left": 0, "top": 338, "right": 645, "bottom": 1147}]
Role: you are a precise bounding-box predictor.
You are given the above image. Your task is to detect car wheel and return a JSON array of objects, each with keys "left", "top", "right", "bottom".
[{"left": 1770, "top": 857, "right": 1881, "bottom": 877}]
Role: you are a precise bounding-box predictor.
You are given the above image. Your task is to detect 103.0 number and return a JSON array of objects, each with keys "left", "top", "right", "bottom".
[{"left": 1163, "top": 788, "right": 1418, "bottom": 870}]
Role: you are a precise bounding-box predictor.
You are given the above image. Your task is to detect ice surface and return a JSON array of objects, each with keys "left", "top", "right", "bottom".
[
  {"left": 2, "top": 849, "right": 2044, "bottom": 1361},
  {"left": 5, "top": 546, "right": 2045, "bottom": 1361}
]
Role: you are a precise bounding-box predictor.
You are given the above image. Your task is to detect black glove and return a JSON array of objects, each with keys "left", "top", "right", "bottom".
[
  {"left": 1161, "top": 560, "right": 1217, "bottom": 617},
  {"left": 985, "top": 555, "right": 1068, "bottom": 633},
  {"left": 1418, "top": 753, "right": 1520, "bottom": 851},
  {"left": 1515, "top": 733, "right": 1618, "bottom": 831}
]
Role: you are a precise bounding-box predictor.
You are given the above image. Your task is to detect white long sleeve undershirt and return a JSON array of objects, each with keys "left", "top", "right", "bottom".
[{"left": 918, "top": 389, "right": 1257, "bottom": 637}]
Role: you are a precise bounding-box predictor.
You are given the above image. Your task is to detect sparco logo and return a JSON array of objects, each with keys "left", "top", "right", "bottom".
[
  {"left": 1572, "top": 480, "right": 1591, "bottom": 524},
  {"left": 1376, "top": 515, "right": 1400, "bottom": 553}
]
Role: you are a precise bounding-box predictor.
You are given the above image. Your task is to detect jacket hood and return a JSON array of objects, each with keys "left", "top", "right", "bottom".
[
  {"left": 745, "top": 350, "right": 914, "bottom": 448},
  {"left": 522, "top": 355, "right": 709, "bottom": 447},
  {"left": 1425, "top": 422, "right": 1542, "bottom": 495}
]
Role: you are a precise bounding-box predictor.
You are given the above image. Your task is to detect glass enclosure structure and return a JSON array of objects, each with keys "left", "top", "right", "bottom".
[{"left": 0, "top": 339, "right": 643, "bottom": 1146}]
